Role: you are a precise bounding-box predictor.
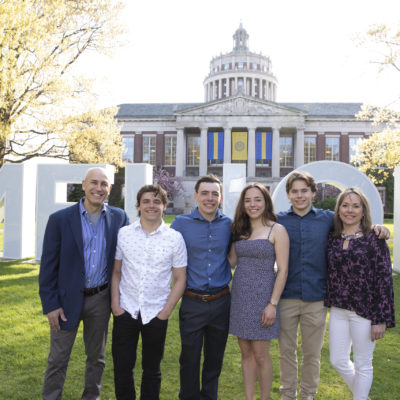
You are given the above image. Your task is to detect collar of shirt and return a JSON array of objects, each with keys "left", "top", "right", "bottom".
[
  {"left": 190, "top": 207, "right": 224, "bottom": 222},
  {"left": 287, "top": 205, "right": 317, "bottom": 217},
  {"left": 132, "top": 219, "right": 167, "bottom": 235},
  {"left": 79, "top": 198, "right": 108, "bottom": 216}
]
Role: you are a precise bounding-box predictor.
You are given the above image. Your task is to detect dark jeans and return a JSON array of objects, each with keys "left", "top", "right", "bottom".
[
  {"left": 179, "top": 293, "right": 230, "bottom": 400},
  {"left": 112, "top": 312, "right": 168, "bottom": 400}
]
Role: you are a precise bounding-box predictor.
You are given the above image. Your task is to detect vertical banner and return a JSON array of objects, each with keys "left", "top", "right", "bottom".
[
  {"left": 256, "top": 131, "right": 272, "bottom": 161},
  {"left": 232, "top": 131, "right": 248, "bottom": 161},
  {"left": 207, "top": 131, "right": 224, "bottom": 162}
]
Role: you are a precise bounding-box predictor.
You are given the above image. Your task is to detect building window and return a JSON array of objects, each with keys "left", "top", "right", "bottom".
[
  {"left": 325, "top": 136, "right": 340, "bottom": 161},
  {"left": 164, "top": 135, "right": 176, "bottom": 166},
  {"left": 186, "top": 135, "right": 200, "bottom": 166},
  {"left": 143, "top": 135, "right": 156, "bottom": 165},
  {"left": 280, "top": 136, "right": 293, "bottom": 167},
  {"left": 349, "top": 136, "right": 362, "bottom": 164},
  {"left": 238, "top": 62, "right": 244, "bottom": 70},
  {"left": 122, "top": 136, "right": 134, "bottom": 164},
  {"left": 304, "top": 136, "right": 316, "bottom": 163}
]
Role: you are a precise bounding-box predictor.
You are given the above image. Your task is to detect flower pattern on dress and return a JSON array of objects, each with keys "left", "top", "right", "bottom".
[{"left": 324, "top": 232, "right": 395, "bottom": 328}]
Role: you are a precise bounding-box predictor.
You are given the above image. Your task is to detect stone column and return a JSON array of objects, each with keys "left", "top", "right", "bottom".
[
  {"left": 295, "top": 128, "right": 304, "bottom": 167},
  {"left": 248, "top": 128, "right": 256, "bottom": 177},
  {"left": 176, "top": 128, "right": 185, "bottom": 177},
  {"left": 272, "top": 127, "right": 280, "bottom": 179},
  {"left": 200, "top": 128, "right": 208, "bottom": 176},
  {"left": 224, "top": 127, "right": 232, "bottom": 163}
]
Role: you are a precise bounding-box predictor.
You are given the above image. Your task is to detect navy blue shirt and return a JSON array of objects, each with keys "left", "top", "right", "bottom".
[
  {"left": 277, "top": 206, "right": 333, "bottom": 301},
  {"left": 171, "top": 208, "right": 232, "bottom": 291}
]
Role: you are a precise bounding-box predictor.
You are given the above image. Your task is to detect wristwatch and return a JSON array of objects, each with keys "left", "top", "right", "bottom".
[{"left": 269, "top": 299, "right": 278, "bottom": 307}]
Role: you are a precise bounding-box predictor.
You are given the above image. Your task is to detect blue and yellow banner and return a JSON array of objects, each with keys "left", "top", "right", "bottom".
[
  {"left": 207, "top": 131, "right": 224, "bottom": 161},
  {"left": 256, "top": 131, "right": 272, "bottom": 160},
  {"left": 232, "top": 131, "right": 248, "bottom": 161}
]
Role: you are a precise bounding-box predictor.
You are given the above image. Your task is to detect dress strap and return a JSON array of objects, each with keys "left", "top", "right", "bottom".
[{"left": 267, "top": 223, "right": 276, "bottom": 239}]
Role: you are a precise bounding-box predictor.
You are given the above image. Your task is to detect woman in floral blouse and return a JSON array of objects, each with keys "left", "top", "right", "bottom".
[{"left": 324, "top": 187, "right": 395, "bottom": 400}]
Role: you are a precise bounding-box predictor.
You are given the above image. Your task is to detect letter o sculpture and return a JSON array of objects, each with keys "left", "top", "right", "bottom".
[{"left": 272, "top": 160, "right": 384, "bottom": 224}]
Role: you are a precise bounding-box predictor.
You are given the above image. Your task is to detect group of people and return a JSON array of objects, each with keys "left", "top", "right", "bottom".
[{"left": 38, "top": 167, "right": 395, "bottom": 400}]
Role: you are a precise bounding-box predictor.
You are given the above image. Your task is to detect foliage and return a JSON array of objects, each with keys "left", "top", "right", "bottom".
[
  {"left": 357, "top": 24, "right": 400, "bottom": 74},
  {"left": 0, "top": 259, "right": 399, "bottom": 399},
  {"left": 0, "top": 0, "right": 124, "bottom": 167},
  {"left": 153, "top": 167, "right": 184, "bottom": 201},
  {"left": 353, "top": 24, "right": 400, "bottom": 185},
  {"left": 352, "top": 122, "right": 400, "bottom": 185},
  {"left": 314, "top": 196, "right": 337, "bottom": 211}
]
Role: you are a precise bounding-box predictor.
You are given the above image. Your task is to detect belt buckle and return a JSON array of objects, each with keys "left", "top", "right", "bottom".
[{"left": 201, "top": 294, "right": 211, "bottom": 302}]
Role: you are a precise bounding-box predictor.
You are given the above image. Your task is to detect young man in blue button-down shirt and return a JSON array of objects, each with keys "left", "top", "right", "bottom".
[
  {"left": 277, "top": 171, "right": 332, "bottom": 400},
  {"left": 171, "top": 174, "right": 232, "bottom": 400},
  {"left": 277, "top": 171, "right": 389, "bottom": 400}
]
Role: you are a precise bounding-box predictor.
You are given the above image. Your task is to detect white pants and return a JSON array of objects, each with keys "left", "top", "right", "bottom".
[{"left": 329, "top": 307, "right": 376, "bottom": 400}]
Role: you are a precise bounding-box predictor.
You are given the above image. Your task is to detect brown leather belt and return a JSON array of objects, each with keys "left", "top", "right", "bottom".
[{"left": 184, "top": 287, "right": 230, "bottom": 302}]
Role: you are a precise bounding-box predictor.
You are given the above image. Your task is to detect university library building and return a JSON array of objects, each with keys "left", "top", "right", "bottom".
[{"left": 116, "top": 23, "right": 385, "bottom": 212}]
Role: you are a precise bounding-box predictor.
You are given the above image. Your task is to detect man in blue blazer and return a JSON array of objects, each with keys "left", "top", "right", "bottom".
[{"left": 39, "top": 167, "right": 129, "bottom": 400}]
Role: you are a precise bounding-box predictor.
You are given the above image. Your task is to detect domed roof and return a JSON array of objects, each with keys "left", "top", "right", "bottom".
[{"left": 233, "top": 22, "right": 249, "bottom": 52}]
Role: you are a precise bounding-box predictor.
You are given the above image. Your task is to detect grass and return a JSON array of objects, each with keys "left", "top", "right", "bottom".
[
  {"left": 0, "top": 218, "right": 397, "bottom": 398},
  {"left": 384, "top": 219, "right": 394, "bottom": 258},
  {"left": 0, "top": 260, "right": 399, "bottom": 399}
]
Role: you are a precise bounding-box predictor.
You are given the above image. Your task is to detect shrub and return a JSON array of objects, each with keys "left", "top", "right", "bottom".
[{"left": 314, "top": 196, "right": 337, "bottom": 211}]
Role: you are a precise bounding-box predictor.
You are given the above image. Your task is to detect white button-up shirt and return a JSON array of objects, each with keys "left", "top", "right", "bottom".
[{"left": 115, "top": 220, "right": 187, "bottom": 324}]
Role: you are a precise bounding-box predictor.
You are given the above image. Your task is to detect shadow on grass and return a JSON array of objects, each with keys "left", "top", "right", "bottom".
[{"left": 0, "top": 260, "right": 39, "bottom": 288}]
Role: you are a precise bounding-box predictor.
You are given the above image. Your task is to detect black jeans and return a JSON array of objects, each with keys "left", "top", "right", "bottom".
[
  {"left": 178, "top": 293, "right": 230, "bottom": 400},
  {"left": 112, "top": 312, "right": 168, "bottom": 400}
]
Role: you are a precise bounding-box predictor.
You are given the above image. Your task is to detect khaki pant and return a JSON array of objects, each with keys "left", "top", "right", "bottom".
[
  {"left": 278, "top": 299, "right": 327, "bottom": 400},
  {"left": 42, "top": 289, "right": 110, "bottom": 400}
]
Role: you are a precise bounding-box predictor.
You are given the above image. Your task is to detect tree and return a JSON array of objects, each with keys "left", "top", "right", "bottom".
[
  {"left": 0, "top": 0, "right": 124, "bottom": 167},
  {"left": 354, "top": 24, "right": 400, "bottom": 185},
  {"left": 353, "top": 118, "right": 400, "bottom": 184},
  {"left": 153, "top": 167, "right": 185, "bottom": 202}
]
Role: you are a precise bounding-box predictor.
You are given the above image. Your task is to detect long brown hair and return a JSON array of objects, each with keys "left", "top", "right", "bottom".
[
  {"left": 333, "top": 187, "right": 372, "bottom": 237},
  {"left": 231, "top": 183, "right": 276, "bottom": 242}
]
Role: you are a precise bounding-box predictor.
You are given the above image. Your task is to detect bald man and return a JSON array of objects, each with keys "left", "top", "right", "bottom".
[{"left": 39, "top": 167, "right": 129, "bottom": 400}]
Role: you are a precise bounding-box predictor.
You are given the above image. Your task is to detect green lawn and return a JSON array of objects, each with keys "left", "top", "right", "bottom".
[
  {"left": 0, "top": 260, "right": 399, "bottom": 399},
  {"left": 0, "top": 218, "right": 397, "bottom": 398},
  {"left": 384, "top": 219, "right": 394, "bottom": 259}
]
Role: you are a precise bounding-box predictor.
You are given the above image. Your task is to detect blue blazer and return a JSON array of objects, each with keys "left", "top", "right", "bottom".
[{"left": 39, "top": 202, "right": 129, "bottom": 330}]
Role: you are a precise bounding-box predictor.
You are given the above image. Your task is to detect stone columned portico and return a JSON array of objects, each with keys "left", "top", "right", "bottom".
[{"left": 174, "top": 94, "right": 307, "bottom": 191}]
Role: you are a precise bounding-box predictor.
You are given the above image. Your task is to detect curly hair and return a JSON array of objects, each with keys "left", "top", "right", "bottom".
[{"left": 231, "top": 182, "right": 276, "bottom": 242}]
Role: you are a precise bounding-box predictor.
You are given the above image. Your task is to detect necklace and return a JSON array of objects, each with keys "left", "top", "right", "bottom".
[{"left": 341, "top": 229, "right": 362, "bottom": 241}]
